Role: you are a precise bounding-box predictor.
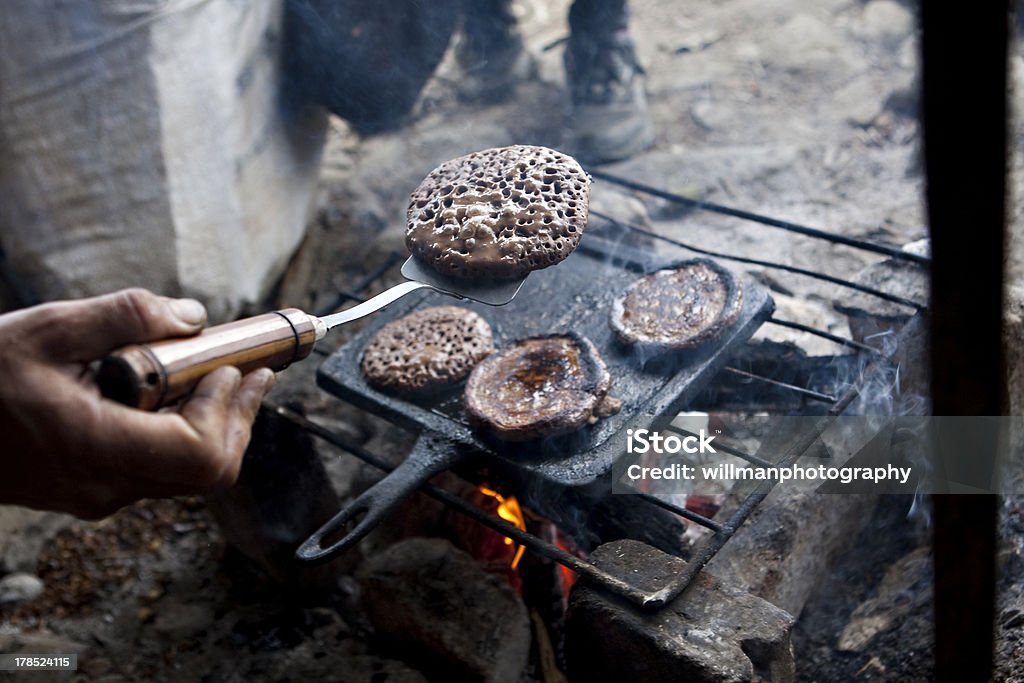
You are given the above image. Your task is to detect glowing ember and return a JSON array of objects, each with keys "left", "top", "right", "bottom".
[
  {"left": 548, "top": 526, "right": 580, "bottom": 595},
  {"left": 478, "top": 486, "right": 526, "bottom": 568}
]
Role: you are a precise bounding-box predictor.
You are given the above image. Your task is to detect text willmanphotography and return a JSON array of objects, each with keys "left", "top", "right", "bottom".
[
  {"left": 612, "top": 416, "right": 1023, "bottom": 495},
  {"left": 625, "top": 460, "right": 913, "bottom": 486}
]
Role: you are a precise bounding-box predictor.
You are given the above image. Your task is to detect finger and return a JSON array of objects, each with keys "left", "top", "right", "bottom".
[
  {"left": 88, "top": 367, "right": 241, "bottom": 491},
  {"left": 221, "top": 368, "right": 276, "bottom": 465},
  {"left": 177, "top": 366, "right": 242, "bottom": 451},
  {"left": 77, "top": 366, "right": 271, "bottom": 501},
  {"left": 35, "top": 288, "right": 208, "bottom": 361}
]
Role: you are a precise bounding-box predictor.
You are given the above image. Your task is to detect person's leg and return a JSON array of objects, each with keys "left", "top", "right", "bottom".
[
  {"left": 565, "top": 0, "right": 653, "bottom": 163},
  {"left": 456, "top": 0, "right": 535, "bottom": 102}
]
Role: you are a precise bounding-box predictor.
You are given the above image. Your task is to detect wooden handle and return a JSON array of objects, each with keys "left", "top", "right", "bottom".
[{"left": 97, "top": 308, "right": 319, "bottom": 410}]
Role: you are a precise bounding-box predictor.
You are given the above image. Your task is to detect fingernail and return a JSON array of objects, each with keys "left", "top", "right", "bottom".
[{"left": 169, "top": 298, "right": 207, "bottom": 326}]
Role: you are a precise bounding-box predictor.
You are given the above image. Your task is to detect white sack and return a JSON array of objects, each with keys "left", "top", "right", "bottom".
[{"left": 0, "top": 0, "right": 327, "bottom": 320}]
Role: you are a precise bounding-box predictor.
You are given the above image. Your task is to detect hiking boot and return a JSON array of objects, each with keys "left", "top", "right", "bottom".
[
  {"left": 455, "top": 1, "right": 536, "bottom": 103},
  {"left": 564, "top": 28, "right": 654, "bottom": 163}
]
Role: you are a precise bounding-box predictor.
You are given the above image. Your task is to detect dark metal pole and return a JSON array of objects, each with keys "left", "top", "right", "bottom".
[{"left": 921, "top": 1, "right": 1009, "bottom": 680}]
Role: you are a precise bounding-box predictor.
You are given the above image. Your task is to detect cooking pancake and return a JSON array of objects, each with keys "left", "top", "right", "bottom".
[
  {"left": 610, "top": 259, "right": 743, "bottom": 350},
  {"left": 361, "top": 306, "right": 493, "bottom": 396},
  {"left": 464, "top": 333, "right": 621, "bottom": 442},
  {"left": 406, "top": 145, "right": 590, "bottom": 281}
]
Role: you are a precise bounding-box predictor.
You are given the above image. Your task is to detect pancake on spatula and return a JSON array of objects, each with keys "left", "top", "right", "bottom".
[{"left": 405, "top": 145, "right": 590, "bottom": 281}]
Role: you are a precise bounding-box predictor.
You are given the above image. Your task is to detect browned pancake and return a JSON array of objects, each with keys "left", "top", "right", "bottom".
[
  {"left": 361, "top": 306, "right": 493, "bottom": 396},
  {"left": 463, "top": 333, "right": 621, "bottom": 442},
  {"left": 405, "top": 145, "right": 590, "bottom": 281},
  {"left": 610, "top": 259, "right": 743, "bottom": 350}
]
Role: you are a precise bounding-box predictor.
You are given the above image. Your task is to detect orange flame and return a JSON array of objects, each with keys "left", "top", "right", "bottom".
[{"left": 478, "top": 486, "right": 526, "bottom": 569}]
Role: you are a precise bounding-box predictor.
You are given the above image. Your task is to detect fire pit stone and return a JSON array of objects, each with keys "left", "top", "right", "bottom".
[
  {"left": 566, "top": 539, "right": 795, "bottom": 683},
  {"left": 357, "top": 537, "right": 530, "bottom": 683}
]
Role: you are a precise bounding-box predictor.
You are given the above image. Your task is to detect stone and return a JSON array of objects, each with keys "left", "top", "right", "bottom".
[
  {"left": 1004, "top": 286, "right": 1024, "bottom": 478},
  {"left": 0, "top": 572, "right": 44, "bottom": 606},
  {"left": 1005, "top": 285, "right": 1024, "bottom": 420},
  {"left": 566, "top": 539, "right": 795, "bottom": 683},
  {"left": 589, "top": 184, "right": 653, "bottom": 232},
  {"left": 357, "top": 537, "right": 530, "bottom": 683},
  {"left": 764, "top": 14, "right": 860, "bottom": 80},
  {"left": 833, "top": 76, "right": 887, "bottom": 128},
  {"left": 857, "top": 0, "right": 916, "bottom": 49},
  {"left": 267, "top": 651, "right": 428, "bottom": 683},
  {"left": 834, "top": 242, "right": 929, "bottom": 344},
  {"left": 151, "top": 602, "right": 215, "bottom": 641},
  {"left": 708, "top": 488, "right": 877, "bottom": 618},
  {"left": 207, "top": 404, "right": 348, "bottom": 587},
  {"left": 838, "top": 546, "right": 932, "bottom": 651},
  {"left": 752, "top": 290, "right": 853, "bottom": 357},
  {"left": 0, "top": 507, "right": 72, "bottom": 574}
]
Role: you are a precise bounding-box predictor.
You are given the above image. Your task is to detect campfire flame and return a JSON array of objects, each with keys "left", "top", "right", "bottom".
[{"left": 478, "top": 486, "right": 526, "bottom": 568}]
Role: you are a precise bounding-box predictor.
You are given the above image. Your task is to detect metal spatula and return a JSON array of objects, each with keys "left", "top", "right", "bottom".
[{"left": 97, "top": 256, "right": 527, "bottom": 410}]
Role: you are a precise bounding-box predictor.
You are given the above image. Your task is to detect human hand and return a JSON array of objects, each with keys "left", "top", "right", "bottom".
[{"left": 0, "top": 288, "right": 275, "bottom": 518}]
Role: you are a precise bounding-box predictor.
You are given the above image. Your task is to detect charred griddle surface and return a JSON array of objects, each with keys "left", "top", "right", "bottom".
[
  {"left": 464, "top": 333, "right": 616, "bottom": 442},
  {"left": 361, "top": 305, "right": 493, "bottom": 396},
  {"left": 610, "top": 258, "right": 743, "bottom": 350},
  {"left": 318, "top": 236, "right": 774, "bottom": 488}
]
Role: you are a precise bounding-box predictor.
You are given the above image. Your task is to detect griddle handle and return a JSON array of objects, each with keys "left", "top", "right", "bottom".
[{"left": 295, "top": 442, "right": 466, "bottom": 563}]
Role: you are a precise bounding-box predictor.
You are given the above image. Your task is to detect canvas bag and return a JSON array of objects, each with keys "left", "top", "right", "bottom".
[{"left": 0, "top": 0, "right": 327, "bottom": 320}]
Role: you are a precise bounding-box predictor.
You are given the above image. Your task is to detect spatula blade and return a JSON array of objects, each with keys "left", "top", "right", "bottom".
[{"left": 400, "top": 256, "right": 526, "bottom": 306}]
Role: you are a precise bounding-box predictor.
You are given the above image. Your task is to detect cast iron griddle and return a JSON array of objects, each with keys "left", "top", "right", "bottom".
[{"left": 317, "top": 234, "right": 774, "bottom": 488}]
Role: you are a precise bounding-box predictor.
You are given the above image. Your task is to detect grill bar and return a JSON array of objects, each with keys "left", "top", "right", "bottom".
[
  {"left": 636, "top": 492, "right": 725, "bottom": 532},
  {"left": 587, "top": 169, "right": 929, "bottom": 265},
  {"left": 663, "top": 424, "right": 774, "bottom": 469},
  {"left": 722, "top": 366, "right": 839, "bottom": 404},
  {"left": 767, "top": 318, "right": 886, "bottom": 356},
  {"left": 590, "top": 210, "right": 925, "bottom": 310}
]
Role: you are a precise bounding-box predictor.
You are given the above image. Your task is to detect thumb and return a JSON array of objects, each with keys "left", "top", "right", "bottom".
[{"left": 37, "top": 288, "right": 208, "bottom": 361}]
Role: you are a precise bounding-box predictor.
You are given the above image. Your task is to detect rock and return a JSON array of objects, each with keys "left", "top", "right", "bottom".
[
  {"left": 589, "top": 184, "right": 652, "bottom": 232},
  {"left": 1005, "top": 285, "right": 1024, "bottom": 420},
  {"left": 834, "top": 241, "right": 929, "bottom": 344},
  {"left": 151, "top": 602, "right": 215, "bottom": 641},
  {"left": 1004, "top": 286, "right": 1024, "bottom": 476},
  {"left": 0, "top": 572, "right": 44, "bottom": 606},
  {"left": 752, "top": 290, "right": 853, "bottom": 357},
  {"left": 358, "top": 537, "right": 530, "bottom": 683},
  {"left": 690, "top": 98, "right": 733, "bottom": 132},
  {"left": 708, "top": 490, "right": 878, "bottom": 618},
  {"left": 857, "top": 0, "right": 916, "bottom": 49},
  {"left": 764, "top": 14, "right": 860, "bottom": 80},
  {"left": 833, "top": 76, "right": 887, "bottom": 128},
  {"left": 267, "top": 650, "right": 428, "bottom": 683},
  {"left": 566, "top": 539, "right": 795, "bottom": 683},
  {"left": 207, "top": 404, "right": 348, "bottom": 587},
  {"left": 0, "top": 507, "right": 73, "bottom": 574},
  {"left": 837, "top": 546, "right": 933, "bottom": 651}
]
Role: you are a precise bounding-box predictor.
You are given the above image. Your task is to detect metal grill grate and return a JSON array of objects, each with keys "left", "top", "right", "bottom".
[{"left": 276, "top": 171, "right": 929, "bottom": 608}]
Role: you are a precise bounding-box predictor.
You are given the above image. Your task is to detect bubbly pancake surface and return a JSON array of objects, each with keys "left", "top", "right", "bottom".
[{"left": 406, "top": 145, "right": 590, "bottom": 280}]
